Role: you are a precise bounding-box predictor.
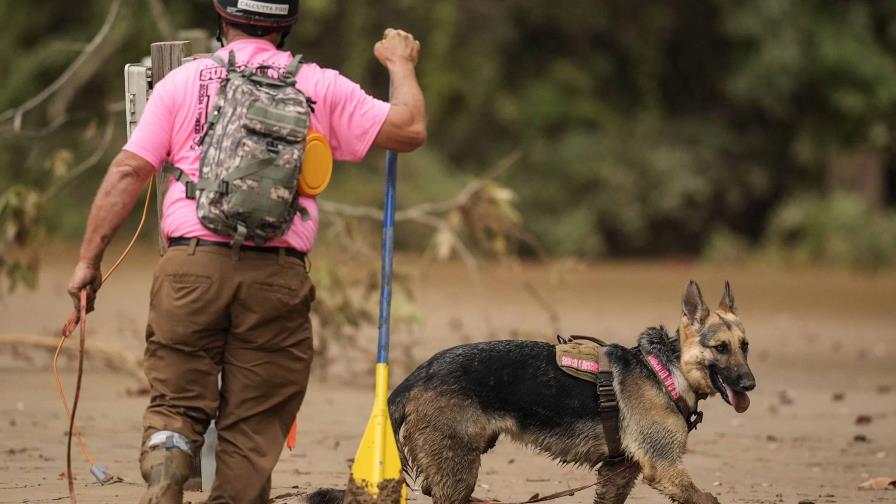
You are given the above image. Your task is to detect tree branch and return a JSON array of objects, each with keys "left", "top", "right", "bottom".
[
  {"left": 0, "top": 0, "right": 122, "bottom": 132},
  {"left": 146, "top": 0, "right": 177, "bottom": 41},
  {"left": 43, "top": 119, "right": 116, "bottom": 201}
]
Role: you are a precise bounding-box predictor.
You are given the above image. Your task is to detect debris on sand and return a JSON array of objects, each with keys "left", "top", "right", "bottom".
[
  {"left": 858, "top": 477, "right": 896, "bottom": 490},
  {"left": 777, "top": 390, "right": 795, "bottom": 406},
  {"left": 855, "top": 414, "right": 873, "bottom": 425},
  {"left": 853, "top": 434, "right": 868, "bottom": 442},
  {"left": 831, "top": 392, "right": 845, "bottom": 402}
]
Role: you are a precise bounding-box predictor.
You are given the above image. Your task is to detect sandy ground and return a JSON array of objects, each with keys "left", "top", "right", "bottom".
[{"left": 1, "top": 247, "right": 895, "bottom": 504}]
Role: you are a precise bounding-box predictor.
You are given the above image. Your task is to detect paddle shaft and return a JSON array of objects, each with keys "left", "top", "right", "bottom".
[{"left": 377, "top": 149, "right": 398, "bottom": 364}]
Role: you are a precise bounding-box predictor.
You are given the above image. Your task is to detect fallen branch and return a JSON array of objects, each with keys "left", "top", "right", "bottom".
[
  {"left": 318, "top": 149, "right": 524, "bottom": 278},
  {"left": 0, "top": 334, "right": 145, "bottom": 384}
]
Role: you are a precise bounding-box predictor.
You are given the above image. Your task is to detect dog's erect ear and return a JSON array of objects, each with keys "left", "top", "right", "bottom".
[
  {"left": 718, "top": 280, "right": 737, "bottom": 314},
  {"left": 682, "top": 280, "right": 709, "bottom": 329}
]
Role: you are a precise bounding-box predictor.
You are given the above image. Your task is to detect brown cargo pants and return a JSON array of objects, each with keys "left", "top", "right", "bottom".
[{"left": 141, "top": 242, "right": 314, "bottom": 504}]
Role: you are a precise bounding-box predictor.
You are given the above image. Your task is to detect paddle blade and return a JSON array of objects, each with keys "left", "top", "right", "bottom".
[{"left": 346, "top": 364, "right": 405, "bottom": 504}]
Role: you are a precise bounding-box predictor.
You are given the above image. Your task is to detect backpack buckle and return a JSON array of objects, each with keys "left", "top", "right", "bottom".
[
  {"left": 266, "top": 140, "right": 281, "bottom": 155},
  {"left": 184, "top": 181, "right": 197, "bottom": 200}
]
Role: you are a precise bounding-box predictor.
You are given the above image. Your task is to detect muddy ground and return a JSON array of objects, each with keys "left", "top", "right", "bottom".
[{"left": 1, "top": 246, "right": 894, "bottom": 503}]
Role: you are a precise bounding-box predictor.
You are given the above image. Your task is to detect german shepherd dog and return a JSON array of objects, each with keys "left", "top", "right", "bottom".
[{"left": 309, "top": 281, "right": 754, "bottom": 504}]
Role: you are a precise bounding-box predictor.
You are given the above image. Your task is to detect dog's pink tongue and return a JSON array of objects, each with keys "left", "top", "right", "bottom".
[{"left": 724, "top": 384, "right": 750, "bottom": 413}]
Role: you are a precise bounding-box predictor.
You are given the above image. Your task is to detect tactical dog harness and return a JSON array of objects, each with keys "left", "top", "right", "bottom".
[{"left": 555, "top": 335, "right": 704, "bottom": 463}]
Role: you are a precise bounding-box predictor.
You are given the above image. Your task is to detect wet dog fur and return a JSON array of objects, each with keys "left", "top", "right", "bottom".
[{"left": 310, "top": 281, "right": 755, "bottom": 504}]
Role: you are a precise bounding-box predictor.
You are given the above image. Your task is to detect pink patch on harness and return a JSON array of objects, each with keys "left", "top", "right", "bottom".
[
  {"left": 647, "top": 354, "right": 680, "bottom": 399},
  {"left": 561, "top": 356, "right": 600, "bottom": 373}
]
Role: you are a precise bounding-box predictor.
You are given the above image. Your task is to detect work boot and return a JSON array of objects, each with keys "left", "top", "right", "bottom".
[{"left": 139, "top": 439, "right": 193, "bottom": 504}]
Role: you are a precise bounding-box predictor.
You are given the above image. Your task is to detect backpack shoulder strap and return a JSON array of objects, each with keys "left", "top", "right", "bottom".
[
  {"left": 204, "top": 50, "right": 237, "bottom": 71},
  {"left": 282, "top": 54, "right": 304, "bottom": 81}
]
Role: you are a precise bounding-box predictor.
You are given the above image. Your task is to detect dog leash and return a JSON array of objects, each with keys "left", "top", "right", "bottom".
[
  {"left": 55, "top": 177, "right": 154, "bottom": 502},
  {"left": 472, "top": 461, "right": 634, "bottom": 504}
]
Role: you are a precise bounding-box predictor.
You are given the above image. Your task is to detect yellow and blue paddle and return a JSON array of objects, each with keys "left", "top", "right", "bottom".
[{"left": 345, "top": 146, "right": 406, "bottom": 503}]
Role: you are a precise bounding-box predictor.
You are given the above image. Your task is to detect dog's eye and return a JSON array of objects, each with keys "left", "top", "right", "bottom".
[
  {"left": 714, "top": 343, "right": 730, "bottom": 354},
  {"left": 741, "top": 342, "right": 749, "bottom": 353}
]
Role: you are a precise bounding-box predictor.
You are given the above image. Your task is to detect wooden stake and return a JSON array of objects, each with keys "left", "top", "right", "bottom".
[{"left": 149, "top": 41, "right": 191, "bottom": 255}]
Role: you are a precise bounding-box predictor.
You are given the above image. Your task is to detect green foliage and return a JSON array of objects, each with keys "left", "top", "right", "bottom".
[
  {"left": 1, "top": 0, "right": 895, "bottom": 267},
  {"left": 514, "top": 118, "right": 772, "bottom": 256},
  {"left": 0, "top": 185, "right": 44, "bottom": 291},
  {"left": 762, "top": 193, "right": 896, "bottom": 270}
]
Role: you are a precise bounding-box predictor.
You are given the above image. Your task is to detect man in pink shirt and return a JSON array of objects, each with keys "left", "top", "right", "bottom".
[{"left": 66, "top": 1, "right": 426, "bottom": 502}]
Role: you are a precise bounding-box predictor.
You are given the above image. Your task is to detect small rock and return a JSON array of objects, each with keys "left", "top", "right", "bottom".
[
  {"left": 798, "top": 500, "right": 815, "bottom": 504},
  {"left": 875, "top": 451, "right": 887, "bottom": 459},
  {"left": 766, "top": 435, "right": 779, "bottom": 442},
  {"left": 831, "top": 392, "right": 845, "bottom": 402},
  {"left": 712, "top": 481, "right": 722, "bottom": 487},
  {"left": 853, "top": 434, "right": 868, "bottom": 442},
  {"left": 876, "top": 384, "right": 893, "bottom": 395},
  {"left": 777, "top": 390, "right": 795, "bottom": 406},
  {"left": 855, "top": 414, "right": 873, "bottom": 425}
]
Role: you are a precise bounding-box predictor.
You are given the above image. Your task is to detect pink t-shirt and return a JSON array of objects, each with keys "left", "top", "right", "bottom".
[{"left": 124, "top": 38, "right": 390, "bottom": 251}]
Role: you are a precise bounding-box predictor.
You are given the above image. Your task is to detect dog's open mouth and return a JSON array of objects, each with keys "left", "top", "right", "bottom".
[{"left": 709, "top": 366, "right": 750, "bottom": 413}]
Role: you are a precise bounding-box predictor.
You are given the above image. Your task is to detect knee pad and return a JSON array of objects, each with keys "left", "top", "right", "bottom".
[{"left": 146, "top": 430, "right": 192, "bottom": 454}]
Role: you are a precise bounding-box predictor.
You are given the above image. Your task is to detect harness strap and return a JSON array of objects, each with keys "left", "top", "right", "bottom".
[{"left": 595, "top": 350, "right": 625, "bottom": 463}]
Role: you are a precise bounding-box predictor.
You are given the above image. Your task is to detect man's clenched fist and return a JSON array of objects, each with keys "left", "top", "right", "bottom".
[{"left": 374, "top": 28, "right": 421, "bottom": 68}]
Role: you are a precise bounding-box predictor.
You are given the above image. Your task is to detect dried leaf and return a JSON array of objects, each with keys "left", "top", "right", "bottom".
[
  {"left": 50, "top": 149, "right": 74, "bottom": 178},
  {"left": 432, "top": 226, "right": 455, "bottom": 261},
  {"left": 858, "top": 477, "right": 896, "bottom": 490}
]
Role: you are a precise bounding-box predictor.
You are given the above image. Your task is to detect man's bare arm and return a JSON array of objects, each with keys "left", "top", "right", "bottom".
[
  {"left": 373, "top": 29, "right": 427, "bottom": 152},
  {"left": 67, "top": 150, "right": 156, "bottom": 311}
]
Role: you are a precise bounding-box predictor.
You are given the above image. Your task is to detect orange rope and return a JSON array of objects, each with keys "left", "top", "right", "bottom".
[{"left": 54, "top": 177, "right": 154, "bottom": 501}]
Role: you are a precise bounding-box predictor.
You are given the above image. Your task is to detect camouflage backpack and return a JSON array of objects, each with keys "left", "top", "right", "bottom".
[{"left": 168, "top": 50, "right": 311, "bottom": 246}]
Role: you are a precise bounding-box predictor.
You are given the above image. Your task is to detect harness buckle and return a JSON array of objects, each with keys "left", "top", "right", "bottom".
[
  {"left": 688, "top": 410, "right": 704, "bottom": 431},
  {"left": 596, "top": 374, "right": 618, "bottom": 410}
]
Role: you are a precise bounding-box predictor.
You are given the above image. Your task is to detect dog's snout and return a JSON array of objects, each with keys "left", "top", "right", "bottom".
[{"left": 739, "top": 375, "right": 756, "bottom": 391}]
